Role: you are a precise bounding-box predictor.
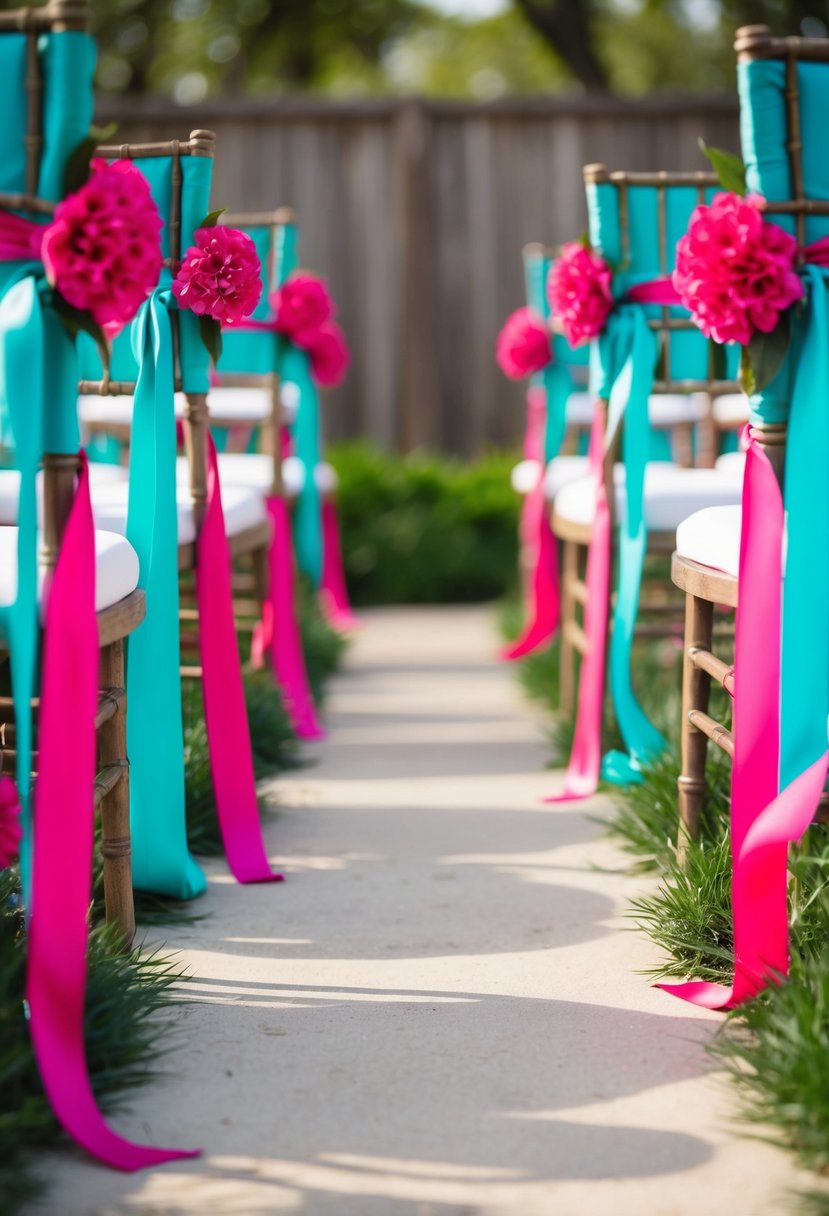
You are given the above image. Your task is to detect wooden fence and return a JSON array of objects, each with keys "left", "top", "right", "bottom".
[{"left": 97, "top": 94, "right": 739, "bottom": 455}]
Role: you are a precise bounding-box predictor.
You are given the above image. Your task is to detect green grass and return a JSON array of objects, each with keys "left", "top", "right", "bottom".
[{"left": 0, "top": 866, "right": 187, "bottom": 1214}]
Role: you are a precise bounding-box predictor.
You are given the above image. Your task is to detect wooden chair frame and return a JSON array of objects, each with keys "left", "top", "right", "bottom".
[
  {"left": 675, "top": 24, "right": 829, "bottom": 852},
  {"left": 77, "top": 134, "right": 273, "bottom": 665},
  {"left": 553, "top": 163, "right": 740, "bottom": 718},
  {"left": 0, "top": 0, "right": 143, "bottom": 944}
]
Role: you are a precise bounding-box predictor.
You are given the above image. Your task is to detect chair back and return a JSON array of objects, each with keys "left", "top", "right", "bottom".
[
  {"left": 78, "top": 130, "right": 216, "bottom": 397},
  {"left": 735, "top": 25, "right": 829, "bottom": 480}
]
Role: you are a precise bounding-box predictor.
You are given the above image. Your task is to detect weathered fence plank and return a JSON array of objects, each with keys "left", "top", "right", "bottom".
[{"left": 98, "top": 95, "right": 739, "bottom": 455}]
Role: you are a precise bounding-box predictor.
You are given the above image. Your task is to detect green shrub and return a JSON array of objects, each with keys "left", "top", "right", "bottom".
[{"left": 330, "top": 442, "right": 520, "bottom": 605}]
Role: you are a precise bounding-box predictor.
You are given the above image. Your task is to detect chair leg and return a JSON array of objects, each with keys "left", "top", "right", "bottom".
[
  {"left": 251, "top": 542, "right": 270, "bottom": 620},
  {"left": 560, "top": 539, "right": 579, "bottom": 716},
  {"left": 677, "top": 592, "right": 714, "bottom": 862},
  {"left": 98, "top": 638, "right": 135, "bottom": 949}
]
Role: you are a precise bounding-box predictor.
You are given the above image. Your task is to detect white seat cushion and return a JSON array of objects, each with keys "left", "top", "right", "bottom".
[
  {"left": 555, "top": 463, "right": 743, "bottom": 533},
  {"left": 174, "top": 453, "right": 337, "bottom": 498},
  {"left": 564, "top": 392, "right": 706, "bottom": 430},
  {"left": 90, "top": 480, "right": 267, "bottom": 545},
  {"left": 0, "top": 464, "right": 129, "bottom": 527},
  {"left": 79, "top": 385, "right": 298, "bottom": 430},
  {"left": 0, "top": 526, "right": 139, "bottom": 616},
  {"left": 510, "top": 459, "right": 542, "bottom": 495},
  {"left": 543, "top": 455, "right": 590, "bottom": 501},
  {"left": 676, "top": 505, "right": 742, "bottom": 578},
  {"left": 714, "top": 450, "right": 746, "bottom": 477},
  {"left": 712, "top": 393, "right": 750, "bottom": 427}
]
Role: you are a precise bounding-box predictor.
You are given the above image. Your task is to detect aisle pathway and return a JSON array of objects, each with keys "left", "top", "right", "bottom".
[{"left": 39, "top": 607, "right": 801, "bottom": 1215}]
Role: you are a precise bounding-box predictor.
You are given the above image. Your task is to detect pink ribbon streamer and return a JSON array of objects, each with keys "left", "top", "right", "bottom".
[
  {"left": 545, "top": 409, "right": 610, "bottom": 801},
  {"left": 26, "top": 455, "right": 200, "bottom": 1168},
  {"left": 502, "top": 385, "right": 560, "bottom": 661},
  {"left": 0, "top": 211, "right": 46, "bottom": 262},
  {"left": 251, "top": 495, "right": 326, "bottom": 740},
  {"left": 660, "top": 440, "right": 827, "bottom": 1009},
  {"left": 320, "top": 498, "right": 360, "bottom": 633},
  {"left": 196, "top": 435, "right": 284, "bottom": 882}
]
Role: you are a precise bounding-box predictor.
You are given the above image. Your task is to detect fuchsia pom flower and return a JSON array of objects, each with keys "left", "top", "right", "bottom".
[
  {"left": 672, "top": 192, "right": 803, "bottom": 346},
  {"left": 173, "top": 226, "right": 262, "bottom": 325},
  {"left": 0, "top": 775, "right": 22, "bottom": 870},
  {"left": 496, "top": 307, "right": 551, "bottom": 380},
  {"left": 41, "top": 158, "right": 163, "bottom": 334},
  {"left": 307, "top": 320, "right": 350, "bottom": 387},
  {"left": 272, "top": 272, "right": 334, "bottom": 340},
  {"left": 547, "top": 242, "right": 614, "bottom": 348}
]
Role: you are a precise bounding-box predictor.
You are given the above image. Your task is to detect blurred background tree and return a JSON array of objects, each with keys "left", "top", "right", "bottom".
[{"left": 5, "top": 0, "right": 828, "bottom": 100}]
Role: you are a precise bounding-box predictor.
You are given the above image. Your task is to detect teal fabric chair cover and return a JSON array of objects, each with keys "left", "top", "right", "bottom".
[
  {"left": 739, "top": 55, "right": 829, "bottom": 797},
  {"left": 0, "top": 29, "right": 96, "bottom": 893},
  {"left": 217, "top": 218, "right": 325, "bottom": 586},
  {"left": 78, "top": 148, "right": 213, "bottom": 899},
  {"left": 522, "top": 247, "right": 588, "bottom": 464},
  {"left": 584, "top": 176, "right": 738, "bottom": 780}
]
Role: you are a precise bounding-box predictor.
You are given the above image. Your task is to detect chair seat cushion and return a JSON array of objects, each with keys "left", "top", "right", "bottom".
[
  {"left": 544, "top": 455, "right": 591, "bottom": 500},
  {"left": 174, "top": 454, "right": 338, "bottom": 498},
  {"left": 712, "top": 393, "right": 750, "bottom": 427},
  {"left": 675, "top": 505, "right": 742, "bottom": 578},
  {"left": 510, "top": 459, "right": 542, "bottom": 495},
  {"left": 564, "top": 392, "right": 706, "bottom": 430},
  {"left": 0, "top": 464, "right": 129, "bottom": 527},
  {"left": 0, "top": 526, "right": 139, "bottom": 615},
  {"left": 714, "top": 450, "right": 746, "bottom": 477},
  {"left": 90, "top": 480, "right": 267, "bottom": 545},
  {"left": 79, "top": 385, "right": 298, "bottom": 430},
  {"left": 554, "top": 463, "right": 743, "bottom": 532}
]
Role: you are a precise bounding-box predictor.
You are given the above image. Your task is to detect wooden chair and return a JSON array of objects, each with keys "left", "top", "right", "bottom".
[
  {"left": 0, "top": 0, "right": 143, "bottom": 944},
  {"left": 673, "top": 25, "right": 829, "bottom": 851},
  {"left": 551, "top": 165, "right": 744, "bottom": 722},
  {"left": 75, "top": 132, "right": 273, "bottom": 664}
]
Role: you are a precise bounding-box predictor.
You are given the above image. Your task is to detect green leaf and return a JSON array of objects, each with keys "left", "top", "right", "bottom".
[
  {"left": 747, "top": 313, "right": 791, "bottom": 393},
  {"left": 709, "top": 337, "right": 728, "bottom": 382},
  {"left": 739, "top": 345, "right": 756, "bottom": 396},
  {"left": 199, "top": 209, "right": 226, "bottom": 229},
  {"left": 699, "top": 139, "right": 747, "bottom": 197},
  {"left": 63, "top": 123, "right": 119, "bottom": 197},
  {"left": 199, "top": 314, "right": 223, "bottom": 365},
  {"left": 51, "top": 291, "right": 110, "bottom": 377},
  {"left": 576, "top": 230, "right": 591, "bottom": 250}
]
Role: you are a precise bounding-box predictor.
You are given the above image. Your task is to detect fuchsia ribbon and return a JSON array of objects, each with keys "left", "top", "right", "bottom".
[
  {"left": 320, "top": 498, "right": 360, "bottom": 632},
  {"left": 660, "top": 438, "right": 827, "bottom": 1008},
  {"left": 251, "top": 494, "right": 326, "bottom": 740},
  {"left": 26, "top": 455, "right": 200, "bottom": 1168},
  {"left": 196, "top": 435, "right": 284, "bottom": 882},
  {"left": 0, "top": 211, "right": 46, "bottom": 262},
  {"left": 546, "top": 408, "right": 611, "bottom": 800},
  {"left": 502, "top": 385, "right": 561, "bottom": 661}
]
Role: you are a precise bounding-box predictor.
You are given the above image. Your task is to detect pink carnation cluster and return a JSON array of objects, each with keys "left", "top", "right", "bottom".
[
  {"left": 41, "top": 158, "right": 163, "bottom": 334},
  {"left": 547, "top": 242, "right": 614, "bottom": 348},
  {"left": 271, "top": 272, "right": 350, "bottom": 388},
  {"left": 672, "top": 192, "right": 803, "bottom": 346},
  {"left": 173, "top": 226, "right": 263, "bottom": 326},
  {"left": 0, "top": 775, "right": 21, "bottom": 870},
  {"left": 496, "top": 307, "right": 551, "bottom": 380}
]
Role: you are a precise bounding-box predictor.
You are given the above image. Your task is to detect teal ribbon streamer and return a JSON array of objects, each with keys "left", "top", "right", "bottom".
[
  {"left": 594, "top": 305, "right": 666, "bottom": 783},
  {"left": 0, "top": 268, "right": 81, "bottom": 896},
  {"left": 780, "top": 267, "right": 829, "bottom": 790},
  {"left": 542, "top": 362, "right": 575, "bottom": 465},
  {"left": 125, "top": 288, "right": 206, "bottom": 898}
]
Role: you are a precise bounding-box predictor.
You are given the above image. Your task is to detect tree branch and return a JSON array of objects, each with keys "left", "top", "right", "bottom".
[{"left": 513, "top": 0, "right": 609, "bottom": 93}]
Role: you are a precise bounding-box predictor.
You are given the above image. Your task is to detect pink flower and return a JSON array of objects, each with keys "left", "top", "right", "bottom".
[
  {"left": 496, "top": 307, "right": 551, "bottom": 379},
  {"left": 0, "top": 775, "right": 22, "bottom": 870},
  {"left": 547, "top": 242, "right": 614, "bottom": 347},
  {"left": 672, "top": 192, "right": 803, "bottom": 346},
  {"left": 307, "top": 320, "right": 350, "bottom": 387},
  {"left": 271, "top": 272, "right": 334, "bottom": 339},
  {"left": 173, "top": 226, "right": 262, "bottom": 325},
  {"left": 41, "top": 159, "right": 163, "bottom": 335}
]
